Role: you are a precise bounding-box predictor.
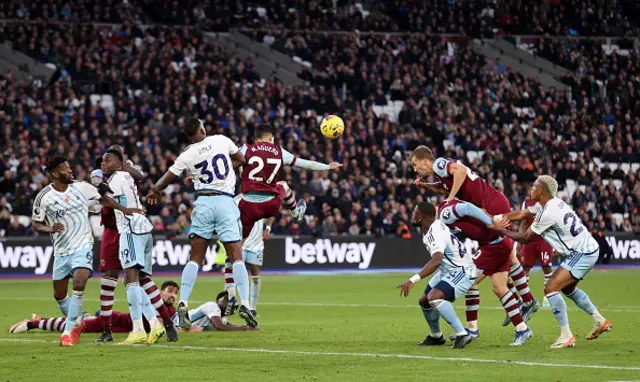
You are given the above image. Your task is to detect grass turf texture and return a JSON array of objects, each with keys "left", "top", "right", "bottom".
[{"left": 0, "top": 270, "right": 639, "bottom": 381}]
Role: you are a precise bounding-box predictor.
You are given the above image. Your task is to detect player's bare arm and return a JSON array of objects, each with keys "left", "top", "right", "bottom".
[
  {"left": 230, "top": 151, "right": 246, "bottom": 169},
  {"left": 445, "top": 162, "right": 467, "bottom": 202},
  {"left": 414, "top": 178, "right": 448, "bottom": 195},
  {"left": 123, "top": 161, "right": 144, "bottom": 182},
  {"left": 99, "top": 195, "right": 146, "bottom": 216},
  {"left": 210, "top": 316, "right": 260, "bottom": 331},
  {"left": 263, "top": 217, "right": 275, "bottom": 240},
  {"left": 147, "top": 171, "right": 178, "bottom": 205},
  {"left": 496, "top": 209, "right": 535, "bottom": 224},
  {"left": 396, "top": 252, "right": 443, "bottom": 297},
  {"left": 494, "top": 226, "right": 538, "bottom": 244},
  {"left": 32, "top": 221, "right": 65, "bottom": 233}
]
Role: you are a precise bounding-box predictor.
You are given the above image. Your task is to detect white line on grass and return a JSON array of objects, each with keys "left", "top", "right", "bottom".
[
  {"left": 0, "top": 296, "right": 638, "bottom": 312},
  {"left": 0, "top": 338, "right": 639, "bottom": 371}
]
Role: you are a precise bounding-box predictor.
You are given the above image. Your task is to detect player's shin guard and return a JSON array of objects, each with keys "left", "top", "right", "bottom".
[
  {"left": 249, "top": 275, "right": 261, "bottom": 311},
  {"left": 465, "top": 289, "right": 479, "bottom": 330},
  {"left": 140, "top": 276, "right": 173, "bottom": 326},
  {"left": 57, "top": 296, "right": 70, "bottom": 316},
  {"left": 510, "top": 264, "right": 533, "bottom": 304},
  {"left": 432, "top": 299, "right": 466, "bottom": 336},
  {"left": 421, "top": 306, "right": 441, "bottom": 337},
  {"left": 501, "top": 291, "right": 526, "bottom": 330},
  {"left": 224, "top": 258, "right": 236, "bottom": 298},
  {"left": 125, "top": 282, "right": 144, "bottom": 333},
  {"left": 64, "top": 290, "right": 84, "bottom": 333},
  {"left": 546, "top": 292, "right": 572, "bottom": 336},
  {"left": 232, "top": 260, "right": 250, "bottom": 307},
  {"left": 180, "top": 261, "right": 199, "bottom": 306},
  {"left": 99, "top": 277, "right": 117, "bottom": 333}
]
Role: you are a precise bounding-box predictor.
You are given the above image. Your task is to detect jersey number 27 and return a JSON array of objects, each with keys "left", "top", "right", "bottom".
[{"left": 247, "top": 156, "right": 282, "bottom": 184}]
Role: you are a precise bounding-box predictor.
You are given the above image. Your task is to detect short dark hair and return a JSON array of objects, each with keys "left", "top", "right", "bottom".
[
  {"left": 416, "top": 202, "right": 436, "bottom": 219},
  {"left": 106, "top": 149, "right": 124, "bottom": 163},
  {"left": 183, "top": 118, "right": 202, "bottom": 137},
  {"left": 254, "top": 123, "right": 276, "bottom": 139},
  {"left": 411, "top": 146, "right": 436, "bottom": 161},
  {"left": 161, "top": 280, "right": 179, "bottom": 291},
  {"left": 45, "top": 156, "right": 67, "bottom": 174},
  {"left": 95, "top": 156, "right": 103, "bottom": 168},
  {"left": 108, "top": 144, "right": 125, "bottom": 154}
]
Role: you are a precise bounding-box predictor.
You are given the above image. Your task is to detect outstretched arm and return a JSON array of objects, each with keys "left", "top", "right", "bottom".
[
  {"left": 396, "top": 253, "right": 443, "bottom": 297},
  {"left": 147, "top": 171, "right": 178, "bottom": 205},
  {"left": 499, "top": 208, "right": 535, "bottom": 223},
  {"left": 414, "top": 178, "right": 449, "bottom": 195},
  {"left": 494, "top": 226, "right": 539, "bottom": 244},
  {"left": 440, "top": 202, "right": 508, "bottom": 229},
  {"left": 283, "top": 148, "right": 341, "bottom": 171},
  {"left": 211, "top": 316, "right": 259, "bottom": 331}
]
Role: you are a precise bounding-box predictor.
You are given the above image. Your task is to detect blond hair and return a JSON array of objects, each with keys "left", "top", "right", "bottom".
[{"left": 536, "top": 175, "right": 558, "bottom": 197}]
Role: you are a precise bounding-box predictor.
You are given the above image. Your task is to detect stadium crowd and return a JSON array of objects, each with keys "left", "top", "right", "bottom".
[{"left": 0, "top": 1, "right": 639, "bottom": 239}]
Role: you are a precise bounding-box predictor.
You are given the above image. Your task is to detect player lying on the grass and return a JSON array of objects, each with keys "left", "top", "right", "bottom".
[
  {"left": 10, "top": 282, "right": 259, "bottom": 334},
  {"left": 31, "top": 156, "right": 145, "bottom": 347},
  {"left": 396, "top": 202, "right": 476, "bottom": 349},
  {"left": 492, "top": 175, "right": 612, "bottom": 348}
]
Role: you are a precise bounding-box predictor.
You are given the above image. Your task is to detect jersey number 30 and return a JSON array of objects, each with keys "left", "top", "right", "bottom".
[
  {"left": 194, "top": 154, "right": 230, "bottom": 184},
  {"left": 247, "top": 156, "right": 282, "bottom": 184}
]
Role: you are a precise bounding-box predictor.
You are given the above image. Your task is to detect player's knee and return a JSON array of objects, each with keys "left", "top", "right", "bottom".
[
  {"left": 72, "top": 279, "right": 87, "bottom": 291},
  {"left": 54, "top": 292, "right": 67, "bottom": 301},
  {"left": 561, "top": 284, "right": 576, "bottom": 296},
  {"left": 418, "top": 295, "right": 430, "bottom": 309}
]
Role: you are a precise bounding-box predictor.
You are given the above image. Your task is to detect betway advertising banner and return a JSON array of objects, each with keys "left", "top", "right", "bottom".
[{"left": 0, "top": 233, "right": 638, "bottom": 275}]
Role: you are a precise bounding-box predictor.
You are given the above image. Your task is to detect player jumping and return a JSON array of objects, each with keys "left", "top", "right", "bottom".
[
  {"left": 492, "top": 175, "right": 612, "bottom": 348},
  {"left": 437, "top": 199, "right": 533, "bottom": 346},
  {"left": 146, "top": 118, "right": 258, "bottom": 329},
  {"left": 396, "top": 202, "right": 476, "bottom": 349},
  {"left": 411, "top": 146, "right": 539, "bottom": 328},
  {"left": 31, "top": 156, "right": 143, "bottom": 346}
]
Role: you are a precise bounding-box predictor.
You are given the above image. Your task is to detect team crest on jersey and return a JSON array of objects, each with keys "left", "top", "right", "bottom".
[
  {"left": 437, "top": 160, "right": 446, "bottom": 170},
  {"left": 64, "top": 198, "right": 69, "bottom": 203},
  {"left": 442, "top": 208, "right": 451, "bottom": 219},
  {"left": 34, "top": 208, "right": 40, "bottom": 216}
]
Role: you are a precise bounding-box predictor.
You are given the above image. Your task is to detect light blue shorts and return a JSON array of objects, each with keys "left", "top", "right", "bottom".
[
  {"left": 425, "top": 266, "right": 477, "bottom": 302},
  {"left": 52, "top": 246, "right": 93, "bottom": 281},
  {"left": 190, "top": 195, "right": 242, "bottom": 243},
  {"left": 560, "top": 249, "right": 599, "bottom": 280},
  {"left": 243, "top": 249, "right": 263, "bottom": 267},
  {"left": 119, "top": 232, "right": 153, "bottom": 275}
]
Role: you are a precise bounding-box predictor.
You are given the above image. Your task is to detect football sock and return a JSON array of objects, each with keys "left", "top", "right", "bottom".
[
  {"left": 224, "top": 257, "right": 236, "bottom": 295},
  {"left": 250, "top": 275, "right": 261, "bottom": 311},
  {"left": 566, "top": 288, "right": 604, "bottom": 323},
  {"left": 140, "top": 276, "right": 173, "bottom": 326},
  {"left": 180, "top": 261, "right": 199, "bottom": 306},
  {"left": 30, "top": 317, "right": 65, "bottom": 332},
  {"left": 432, "top": 299, "right": 466, "bottom": 336},
  {"left": 57, "top": 296, "right": 70, "bottom": 316},
  {"left": 501, "top": 290, "right": 526, "bottom": 330},
  {"left": 100, "top": 276, "right": 118, "bottom": 333},
  {"left": 510, "top": 264, "right": 533, "bottom": 304},
  {"left": 547, "top": 292, "right": 572, "bottom": 336},
  {"left": 507, "top": 280, "right": 520, "bottom": 302},
  {"left": 140, "top": 289, "right": 159, "bottom": 330},
  {"left": 232, "top": 260, "right": 250, "bottom": 307},
  {"left": 543, "top": 269, "right": 553, "bottom": 285},
  {"left": 126, "top": 282, "right": 143, "bottom": 332},
  {"left": 421, "top": 306, "right": 441, "bottom": 337},
  {"left": 465, "top": 289, "right": 479, "bottom": 327},
  {"left": 64, "top": 290, "right": 84, "bottom": 333},
  {"left": 282, "top": 184, "right": 296, "bottom": 210}
]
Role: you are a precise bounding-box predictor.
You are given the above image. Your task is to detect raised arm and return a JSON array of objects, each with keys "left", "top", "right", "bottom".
[
  {"left": 147, "top": 171, "right": 178, "bottom": 205},
  {"left": 123, "top": 160, "right": 144, "bottom": 182}
]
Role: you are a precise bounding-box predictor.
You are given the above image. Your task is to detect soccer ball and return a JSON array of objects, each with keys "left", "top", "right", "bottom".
[{"left": 320, "top": 115, "right": 345, "bottom": 139}]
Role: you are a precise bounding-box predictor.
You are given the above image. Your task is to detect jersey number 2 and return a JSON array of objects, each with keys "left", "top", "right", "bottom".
[
  {"left": 247, "top": 156, "right": 282, "bottom": 184},
  {"left": 194, "top": 154, "right": 230, "bottom": 184},
  {"left": 563, "top": 213, "right": 583, "bottom": 237}
]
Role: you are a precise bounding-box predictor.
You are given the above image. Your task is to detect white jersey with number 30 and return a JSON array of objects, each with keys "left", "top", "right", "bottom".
[
  {"left": 529, "top": 198, "right": 599, "bottom": 256},
  {"left": 423, "top": 220, "right": 475, "bottom": 272},
  {"left": 169, "top": 135, "right": 239, "bottom": 195}
]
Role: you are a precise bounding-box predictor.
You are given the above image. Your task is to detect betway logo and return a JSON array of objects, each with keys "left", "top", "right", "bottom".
[
  {"left": 285, "top": 237, "right": 376, "bottom": 269},
  {"left": 606, "top": 237, "right": 640, "bottom": 260},
  {"left": 0, "top": 243, "right": 53, "bottom": 275},
  {"left": 153, "top": 240, "right": 219, "bottom": 271}
]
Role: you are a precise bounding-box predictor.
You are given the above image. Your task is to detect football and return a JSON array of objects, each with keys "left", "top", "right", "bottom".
[{"left": 320, "top": 115, "right": 345, "bottom": 139}]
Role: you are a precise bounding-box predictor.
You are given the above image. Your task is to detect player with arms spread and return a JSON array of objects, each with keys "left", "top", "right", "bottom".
[
  {"left": 31, "top": 156, "right": 143, "bottom": 346},
  {"left": 396, "top": 202, "right": 476, "bottom": 349},
  {"left": 493, "top": 175, "right": 612, "bottom": 348},
  {"left": 147, "top": 118, "right": 258, "bottom": 329},
  {"left": 437, "top": 199, "right": 534, "bottom": 346}
]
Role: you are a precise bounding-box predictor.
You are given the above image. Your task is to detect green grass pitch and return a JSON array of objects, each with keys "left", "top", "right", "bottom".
[{"left": 1, "top": 269, "right": 639, "bottom": 381}]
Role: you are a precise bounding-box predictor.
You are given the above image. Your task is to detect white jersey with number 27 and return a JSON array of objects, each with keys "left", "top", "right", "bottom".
[
  {"left": 169, "top": 135, "right": 239, "bottom": 195},
  {"left": 423, "top": 220, "right": 475, "bottom": 273},
  {"left": 529, "top": 198, "right": 599, "bottom": 256}
]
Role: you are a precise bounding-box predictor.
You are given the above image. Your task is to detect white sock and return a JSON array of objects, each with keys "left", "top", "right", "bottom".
[
  {"left": 431, "top": 331, "right": 442, "bottom": 337},
  {"left": 226, "top": 286, "right": 236, "bottom": 299},
  {"left": 467, "top": 320, "right": 478, "bottom": 331},
  {"left": 515, "top": 322, "right": 527, "bottom": 331},
  {"left": 132, "top": 318, "right": 144, "bottom": 334},
  {"left": 148, "top": 316, "right": 160, "bottom": 330},
  {"left": 241, "top": 298, "right": 250, "bottom": 308},
  {"left": 560, "top": 325, "right": 573, "bottom": 338},
  {"left": 591, "top": 310, "right": 605, "bottom": 324}
]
